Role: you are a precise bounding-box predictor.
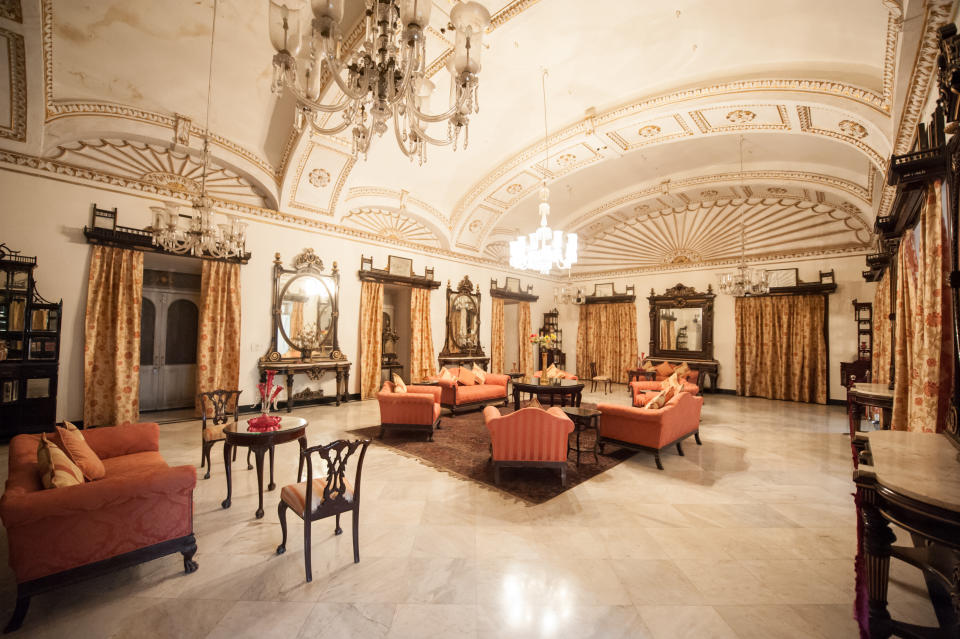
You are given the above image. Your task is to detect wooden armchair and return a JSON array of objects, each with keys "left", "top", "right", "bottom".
[
  {"left": 277, "top": 438, "right": 371, "bottom": 582},
  {"left": 199, "top": 389, "right": 251, "bottom": 479}
]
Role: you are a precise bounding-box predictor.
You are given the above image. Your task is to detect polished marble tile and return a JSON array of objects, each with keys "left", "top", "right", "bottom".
[{"left": 637, "top": 604, "right": 738, "bottom": 639}]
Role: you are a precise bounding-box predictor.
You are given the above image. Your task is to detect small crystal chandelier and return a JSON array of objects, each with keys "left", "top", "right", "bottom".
[
  {"left": 150, "top": 0, "right": 247, "bottom": 260},
  {"left": 553, "top": 272, "right": 584, "bottom": 305},
  {"left": 268, "top": 0, "right": 491, "bottom": 163},
  {"left": 509, "top": 70, "right": 578, "bottom": 275},
  {"left": 718, "top": 136, "right": 768, "bottom": 297}
]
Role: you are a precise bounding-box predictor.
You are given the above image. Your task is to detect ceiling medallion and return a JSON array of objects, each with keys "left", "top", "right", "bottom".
[
  {"left": 505, "top": 183, "right": 523, "bottom": 195},
  {"left": 557, "top": 153, "right": 577, "bottom": 166},
  {"left": 837, "top": 119, "right": 868, "bottom": 139},
  {"left": 725, "top": 109, "right": 756, "bottom": 124},
  {"left": 509, "top": 70, "right": 577, "bottom": 275},
  {"left": 468, "top": 219, "right": 482, "bottom": 232},
  {"left": 638, "top": 125, "right": 661, "bottom": 137},
  {"left": 142, "top": 172, "right": 202, "bottom": 195},
  {"left": 269, "top": 0, "right": 492, "bottom": 163},
  {"left": 767, "top": 187, "right": 788, "bottom": 195},
  {"left": 308, "top": 167, "right": 331, "bottom": 188}
]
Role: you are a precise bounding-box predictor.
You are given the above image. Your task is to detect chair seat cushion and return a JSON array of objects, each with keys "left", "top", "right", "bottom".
[
  {"left": 203, "top": 424, "right": 226, "bottom": 442},
  {"left": 281, "top": 477, "right": 354, "bottom": 516},
  {"left": 592, "top": 375, "right": 611, "bottom": 381},
  {"left": 456, "top": 384, "right": 505, "bottom": 404}
]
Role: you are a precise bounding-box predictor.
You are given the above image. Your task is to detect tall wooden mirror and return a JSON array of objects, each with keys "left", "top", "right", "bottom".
[
  {"left": 439, "top": 275, "right": 488, "bottom": 368},
  {"left": 648, "top": 283, "right": 715, "bottom": 361}
]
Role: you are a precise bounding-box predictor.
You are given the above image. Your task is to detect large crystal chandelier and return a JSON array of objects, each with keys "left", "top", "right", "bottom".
[
  {"left": 150, "top": 0, "right": 247, "bottom": 260},
  {"left": 268, "top": 0, "right": 491, "bottom": 163},
  {"left": 718, "top": 136, "right": 768, "bottom": 297},
  {"left": 509, "top": 70, "right": 578, "bottom": 275}
]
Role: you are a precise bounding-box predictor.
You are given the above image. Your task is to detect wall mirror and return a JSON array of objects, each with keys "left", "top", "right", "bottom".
[
  {"left": 648, "top": 283, "right": 715, "bottom": 361},
  {"left": 263, "top": 249, "right": 343, "bottom": 363},
  {"left": 440, "top": 275, "right": 485, "bottom": 358}
]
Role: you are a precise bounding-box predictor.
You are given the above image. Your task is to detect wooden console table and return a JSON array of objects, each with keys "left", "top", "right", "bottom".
[
  {"left": 853, "top": 430, "right": 960, "bottom": 638},
  {"left": 847, "top": 382, "right": 893, "bottom": 435},
  {"left": 258, "top": 360, "right": 351, "bottom": 411},
  {"left": 438, "top": 355, "right": 490, "bottom": 370}
]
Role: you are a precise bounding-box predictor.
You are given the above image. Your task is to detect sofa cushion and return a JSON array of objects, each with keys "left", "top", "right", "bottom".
[
  {"left": 528, "top": 395, "right": 544, "bottom": 410},
  {"left": 545, "top": 364, "right": 560, "bottom": 379},
  {"left": 641, "top": 360, "right": 656, "bottom": 372},
  {"left": 457, "top": 367, "right": 477, "bottom": 386},
  {"left": 439, "top": 367, "right": 456, "bottom": 382},
  {"left": 654, "top": 361, "right": 675, "bottom": 379},
  {"left": 101, "top": 451, "right": 170, "bottom": 479},
  {"left": 645, "top": 390, "right": 669, "bottom": 410},
  {"left": 37, "top": 435, "right": 84, "bottom": 489},
  {"left": 471, "top": 364, "right": 487, "bottom": 384},
  {"left": 281, "top": 477, "right": 354, "bottom": 516},
  {"left": 674, "top": 362, "right": 690, "bottom": 378},
  {"left": 392, "top": 374, "right": 407, "bottom": 393},
  {"left": 55, "top": 422, "right": 105, "bottom": 481},
  {"left": 456, "top": 384, "right": 505, "bottom": 404}
]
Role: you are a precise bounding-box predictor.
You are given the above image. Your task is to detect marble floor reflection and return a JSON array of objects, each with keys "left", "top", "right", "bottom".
[{"left": 0, "top": 389, "right": 939, "bottom": 638}]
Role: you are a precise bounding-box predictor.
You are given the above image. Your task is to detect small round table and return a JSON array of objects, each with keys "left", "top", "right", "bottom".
[
  {"left": 221, "top": 416, "right": 308, "bottom": 519},
  {"left": 562, "top": 406, "right": 601, "bottom": 466},
  {"left": 512, "top": 378, "right": 584, "bottom": 411}
]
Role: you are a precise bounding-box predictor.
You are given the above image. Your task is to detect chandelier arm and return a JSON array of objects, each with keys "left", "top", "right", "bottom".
[
  {"left": 410, "top": 121, "right": 455, "bottom": 146},
  {"left": 307, "top": 115, "right": 353, "bottom": 136},
  {"left": 388, "top": 48, "right": 419, "bottom": 106},
  {"left": 391, "top": 106, "right": 419, "bottom": 159},
  {"left": 286, "top": 82, "right": 354, "bottom": 113},
  {"left": 320, "top": 51, "right": 371, "bottom": 102},
  {"left": 405, "top": 80, "right": 470, "bottom": 123}
]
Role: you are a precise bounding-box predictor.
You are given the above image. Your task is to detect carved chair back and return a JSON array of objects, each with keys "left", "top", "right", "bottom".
[
  {"left": 199, "top": 389, "right": 242, "bottom": 430},
  {"left": 301, "top": 438, "right": 370, "bottom": 520}
]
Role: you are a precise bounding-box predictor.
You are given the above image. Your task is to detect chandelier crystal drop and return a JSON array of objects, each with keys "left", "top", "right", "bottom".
[
  {"left": 150, "top": 0, "right": 247, "bottom": 260},
  {"left": 268, "top": 0, "right": 491, "bottom": 163},
  {"left": 508, "top": 70, "right": 578, "bottom": 275},
  {"left": 718, "top": 135, "right": 769, "bottom": 297}
]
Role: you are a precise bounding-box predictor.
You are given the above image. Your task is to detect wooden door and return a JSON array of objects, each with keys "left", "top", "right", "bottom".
[{"left": 139, "top": 290, "right": 199, "bottom": 411}]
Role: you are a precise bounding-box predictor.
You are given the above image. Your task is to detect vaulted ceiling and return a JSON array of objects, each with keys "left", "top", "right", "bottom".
[{"left": 3, "top": 0, "right": 956, "bottom": 276}]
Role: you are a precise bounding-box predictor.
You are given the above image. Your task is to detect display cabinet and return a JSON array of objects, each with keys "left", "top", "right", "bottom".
[
  {"left": 538, "top": 309, "right": 565, "bottom": 369},
  {"left": 0, "top": 244, "right": 61, "bottom": 439}
]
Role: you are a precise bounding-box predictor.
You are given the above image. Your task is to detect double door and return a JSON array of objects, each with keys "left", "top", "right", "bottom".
[{"left": 139, "top": 289, "right": 199, "bottom": 411}]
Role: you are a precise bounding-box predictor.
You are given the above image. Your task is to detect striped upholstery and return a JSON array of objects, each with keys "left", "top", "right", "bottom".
[
  {"left": 483, "top": 406, "right": 574, "bottom": 462},
  {"left": 378, "top": 381, "right": 441, "bottom": 425},
  {"left": 432, "top": 369, "right": 510, "bottom": 407},
  {"left": 281, "top": 477, "right": 354, "bottom": 516},
  {"left": 599, "top": 392, "right": 703, "bottom": 450},
  {"left": 202, "top": 423, "right": 226, "bottom": 442},
  {"left": 37, "top": 434, "right": 84, "bottom": 489}
]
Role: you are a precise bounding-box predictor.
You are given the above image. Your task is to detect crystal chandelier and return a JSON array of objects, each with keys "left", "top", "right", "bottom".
[
  {"left": 509, "top": 70, "right": 578, "bottom": 275},
  {"left": 718, "top": 136, "right": 768, "bottom": 297},
  {"left": 553, "top": 273, "right": 584, "bottom": 305},
  {"left": 268, "top": 0, "right": 491, "bottom": 163},
  {"left": 150, "top": 0, "right": 247, "bottom": 260}
]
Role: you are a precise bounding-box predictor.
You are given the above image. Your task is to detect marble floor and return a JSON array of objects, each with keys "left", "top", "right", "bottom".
[{"left": 0, "top": 388, "right": 939, "bottom": 638}]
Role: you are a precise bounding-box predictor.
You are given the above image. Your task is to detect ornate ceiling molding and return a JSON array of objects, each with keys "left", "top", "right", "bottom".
[
  {"left": 0, "top": 0, "right": 22, "bottom": 23},
  {"left": 345, "top": 185, "right": 450, "bottom": 226},
  {"left": 0, "top": 26, "right": 26, "bottom": 142},
  {"left": 341, "top": 207, "right": 442, "bottom": 248},
  {"left": 48, "top": 138, "right": 269, "bottom": 206},
  {"left": 796, "top": 105, "right": 885, "bottom": 168},
  {"left": 287, "top": 140, "right": 354, "bottom": 216}
]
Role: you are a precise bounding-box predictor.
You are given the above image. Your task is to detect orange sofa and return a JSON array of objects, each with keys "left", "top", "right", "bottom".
[
  {"left": 483, "top": 405, "right": 575, "bottom": 486},
  {"left": 630, "top": 380, "right": 699, "bottom": 406},
  {"left": 597, "top": 392, "right": 703, "bottom": 470},
  {"left": 0, "top": 422, "right": 197, "bottom": 632},
  {"left": 377, "top": 380, "right": 442, "bottom": 440},
  {"left": 435, "top": 368, "right": 510, "bottom": 415}
]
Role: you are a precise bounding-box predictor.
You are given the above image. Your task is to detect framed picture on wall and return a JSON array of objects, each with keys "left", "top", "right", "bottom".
[
  {"left": 387, "top": 255, "right": 413, "bottom": 277},
  {"left": 765, "top": 268, "right": 798, "bottom": 287},
  {"left": 505, "top": 277, "right": 520, "bottom": 293},
  {"left": 594, "top": 283, "right": 615, "bottom": 297}
]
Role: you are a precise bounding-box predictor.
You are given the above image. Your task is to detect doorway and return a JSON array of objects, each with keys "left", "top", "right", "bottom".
[
  {"left": 383, "top": 285, "right": 412, "bottom": 382},
  {"left": 503, "top": 302, "right": 520, "bottom": 372},
  {"left": 139, "top": 261, "right": 201, "bottom": 412}
]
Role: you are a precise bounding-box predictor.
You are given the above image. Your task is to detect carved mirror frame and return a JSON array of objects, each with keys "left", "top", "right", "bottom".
[
  {"left": 648, "top": 283, "right": 715, "bottom": 361},
  {"left": 440, "top": 275, "right": 486, "bottom": 359},
  {"left": 262, "top": 249, "right": 345, "bottom": 363}
]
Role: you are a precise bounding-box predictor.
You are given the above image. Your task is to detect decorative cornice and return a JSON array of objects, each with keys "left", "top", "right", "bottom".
[
  {"left": 0, "top": 27, "right": 26, "bottom": 142},
  {"left": 796, "top": 106, "right": 885, "bottom": 168},
  {"left": 345, "top": 185, "right": 450, "bottom": 225},
  {"left": 0, "top": 0, "right": 22, "bottom": 23}
]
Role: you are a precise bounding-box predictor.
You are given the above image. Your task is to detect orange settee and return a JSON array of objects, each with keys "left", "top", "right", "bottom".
[
  {"left": 0, "top": 422, "right": 197, "bottom": 632},
  {"left": 377, "top": 380, "right": 442, "bottom": 440},
  {"left": 630, "top": 380, "right": 699, "bottom": 406},
  {"left": 483, "top": 405, "right": 574, "bottom": 486},
  {"left": 597, "top": 392, "right": 703, "bottom": 470},
  {"left": 435, "top": 368, "right": 510, "bottom": 415}
]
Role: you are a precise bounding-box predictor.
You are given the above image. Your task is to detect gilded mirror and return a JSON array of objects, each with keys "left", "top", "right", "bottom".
[
  {"left": 648, "top": 283, "right": 715, "bottom": 361},
  {"left": 441, "top": 275, "right": 484, "bottom": 357}
]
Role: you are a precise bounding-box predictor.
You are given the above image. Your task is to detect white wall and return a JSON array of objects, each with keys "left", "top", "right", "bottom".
[{"left": 558, "top": 256, "right": 875, "bottom": 401}]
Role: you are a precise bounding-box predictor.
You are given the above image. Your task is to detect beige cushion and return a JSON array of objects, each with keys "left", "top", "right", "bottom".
[
  {"left": 528, "top": 395, "right": 544, "bottom": 410},
  {"left": 661, "top": 371, "right": 682, "bottom": 394},
  {"left": 471, "top": 364, "right": 487, "bottom": 384},
  {"left": 641, "top": 360, "right": 656, "bottom": 372},
  {"left": 281, "top": 477, "right": 354, "bottom": 516},
  {"left": 37, "top": 434, "right": 84, "bottom": 489},
  {"left": 545, "top": 364, "right": 560, "bottom": 379},
  {"left": 392, "top": 374, "right": 407, "bottom": 393},
  {"left": 203, "top": 423, "right": 226, "bottom": 442},
  {"left": 55, "top": 421, "right": 105, "bottom": 481},
  {"left": 674, "top": 362, "right": 691, "bottom": 378},
  {"left": 645, "top": 390, "right": 669, "bottom": 410},
  {"left": 439, "top": 368, "right": 455, "bottom": 382}
]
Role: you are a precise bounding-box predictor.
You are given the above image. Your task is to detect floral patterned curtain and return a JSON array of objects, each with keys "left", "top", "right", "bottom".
[
  {"left": 518, "top": 301, "right": 533, "bottom": 379},
  {"left": 735, "top": 294, "right": 827, "bottom": 404},
  {"left": 891, "top": 181, "right": 953, "bottom": 432},
  {"left": 409, "top": 287, "right": 436, "bottom": 383},
  {"left": 83, "top": 246, "right": 143, "bottom": 426},
  {"left": 575, "top": 302, "right": 638, "bottom": 383},
  {"left": 359, "top": 280, "right": 384, "bottom": 398},
  {"left": 196, "top": 260, "right": 242, "bottom": 416},
  {"left": 490, "top": 297, "right": 505, "bottom": 374},
  {"left": 871, "top": 273, "right": 891, "bottom": 386}
]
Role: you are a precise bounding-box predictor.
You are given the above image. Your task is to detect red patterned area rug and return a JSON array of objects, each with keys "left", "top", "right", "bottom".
[{"left": 349, "top": 402, "right": 635, "bottom": 504}]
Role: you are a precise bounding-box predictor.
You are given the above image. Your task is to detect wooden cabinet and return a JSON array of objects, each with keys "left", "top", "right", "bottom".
[{"left": 0, "top": 245, "right": 61, "bottom": 439}]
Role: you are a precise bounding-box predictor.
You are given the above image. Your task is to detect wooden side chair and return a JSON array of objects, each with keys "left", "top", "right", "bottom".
[
  {"left": 590, "top": 362, "right": 612, "bottom": 394},
  {"left": 276, "top": 438, "right": 371, "bottom": 582},
  {"left": 199, "top": 389, "right": 251, "bottom": 479}
]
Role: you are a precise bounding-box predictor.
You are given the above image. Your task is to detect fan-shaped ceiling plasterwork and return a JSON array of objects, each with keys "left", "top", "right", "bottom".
[
  {"left": 577, "top": 197, "right": 871, "bottom": 275},
  {"left": 48, "top": 139, "right": 269, "bottom": 207},
  {"left": 340, "top": 208, "right": 441, "bottom": 248}
]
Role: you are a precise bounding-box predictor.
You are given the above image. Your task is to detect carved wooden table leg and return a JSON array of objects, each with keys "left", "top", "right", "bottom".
[
  {"left": 861, "top": 488, "right": 896, "bottom": 639},
  {"left": 335, "top": 369, "right": 343, "bottom": 406},
  {"left": 286, "top": 373, "right": 295, "bottom": 413},
  {"left": 253, "top": 446, "right": 267, "bottom": 519},
  {"left": 221, "top": 441, "right": 233, "bottom": 509},
  {"left": 513, "top": 386, "right": 521, "bottom": 411},
  {"left": 267, "top": 445, "right": 276, "bottom": 491}
]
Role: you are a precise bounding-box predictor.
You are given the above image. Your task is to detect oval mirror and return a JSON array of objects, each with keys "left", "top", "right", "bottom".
[
  {"left": 277, "top": 274, "right": 334, "bottom": 357},
  {"left": 450, "top": 293, "right": 479, "bottom": 349}
]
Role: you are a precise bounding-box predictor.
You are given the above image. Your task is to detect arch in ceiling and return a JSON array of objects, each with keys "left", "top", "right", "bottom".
[{"left": 340, "top": 207, "right": 445, "bottom": 250}]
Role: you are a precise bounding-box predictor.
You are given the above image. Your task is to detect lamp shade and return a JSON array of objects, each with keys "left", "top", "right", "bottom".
[
  {"left": 399, "top": 0, "right": 432, "bottom": 28},
  {"left": 311, "top": 0, "right": 344, "bottom": 21},
  {"left": 450, "top": 1, "right": 491, "bottom": 33},
  {"left": 268, "top": 1, "right": 303, "bottom": 54},
  {"left": 453, "top": 28, "right": 482, "bottom": 74}
]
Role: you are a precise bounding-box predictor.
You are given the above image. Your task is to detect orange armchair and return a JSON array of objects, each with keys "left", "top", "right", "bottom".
[
  {"left": 598, "top": 392, "right": 703, "bottom": 470},
  {"left": 630, "top": 380, "right": 699, "bottom": 406},
  {"left": 434, "top": 368, "right": 510, "bottom": 415},
  {"left": 0, "top": 422, "right": 197, "bottom": 632},
  {"left": 377, "top": 380, "right": 442, "bottom": 440},
  {"left": 483, "top": 405, "right": 575, "bottom": 486}
]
